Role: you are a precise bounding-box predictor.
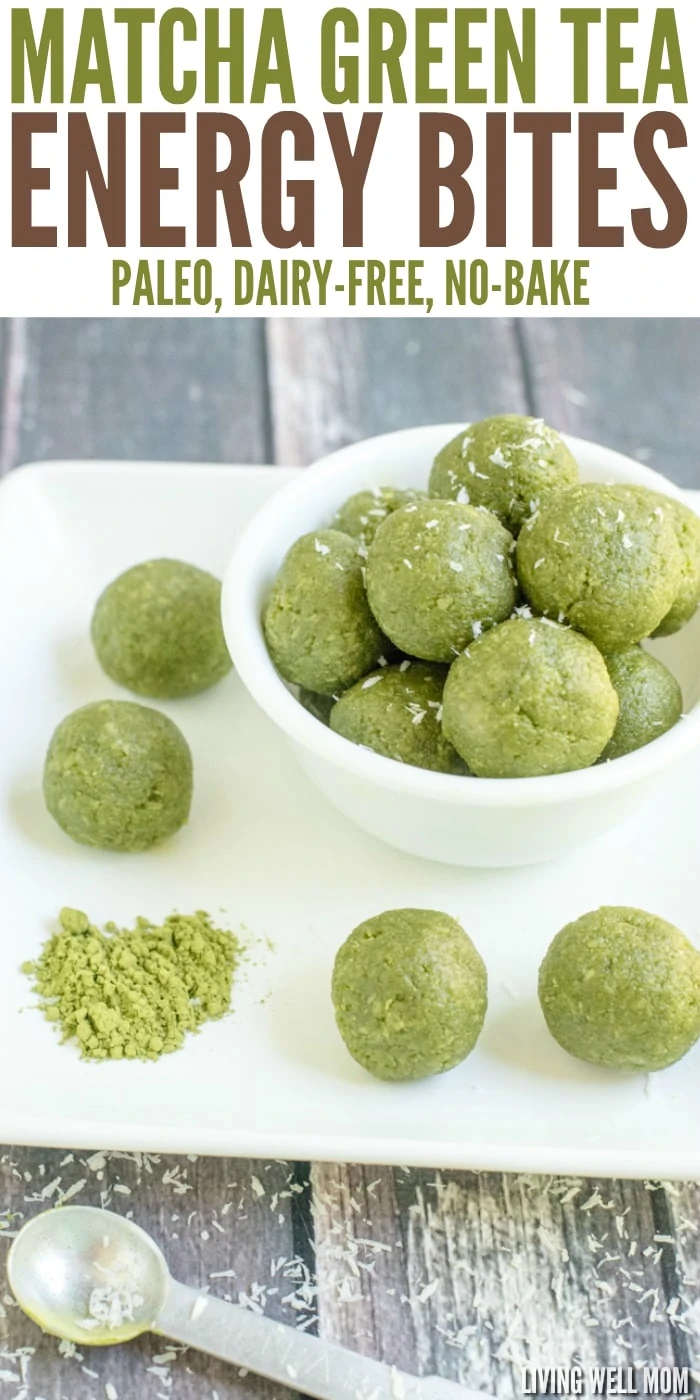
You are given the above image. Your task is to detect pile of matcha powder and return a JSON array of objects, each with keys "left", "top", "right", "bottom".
[{"left": 22, "top": 907, "right": 242, "bottom": 1061}]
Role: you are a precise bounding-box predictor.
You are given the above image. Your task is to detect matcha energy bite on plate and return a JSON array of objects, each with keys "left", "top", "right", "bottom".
[
  {"left": 43, "top": 699, "right": 193, "bottom": 852},
  {"left": 92, "top": 558, "right": 232, "bottom": 698},
  {"left": 330, "top": 661, "right": 464, "bottom": 773},
  {"left": 263, "top": 529, "right": 386, "bottom": 694},
  {"left": 601, "top": 647, "right": 683, "bottom": 761},
  {"left": 365, "top": 498, "right": 515, "bottom": 662},
  {"left": 331, "top": 486, "right": 427, "bottom": 549},
  {"left": 430, "top": 414, "right": 579, "bottom": 535},
  {"left": 332, "top": 908, "right": 487, "bottom": 1080},
  {"left": 442, "top": 617, "right": 619, "bottom": 778},
  {"left": 636, "top": 490, "right": 700, "bottom": 636},
  {"left": 517, "top": 483, "right": 682, "bottom": 650},
  {"left": 539, "top": 906, "right": 700, "bottom": 1072}
]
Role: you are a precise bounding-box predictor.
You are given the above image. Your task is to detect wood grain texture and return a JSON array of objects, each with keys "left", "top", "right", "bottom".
[
  {"left": 395, "top": 1173, "right": 684, "bottom": 1387},
  {"left": 8, "top": 319, "right": 273, "bottom": 471},
  {"left": 309, "top": 1166, "right": 692, "bottom": 1391},
  {"left": 0, "top": 1147, "right": 302, "bottom": 1400},
  {"left": 0, "top": 317, "right": 26, "bottom": 476},
  {"left": 266, "top": 318, "right": 526, "bottom": 464},
  {"left": 664, "top": 1182, "right": 700, "bottom": 1380},
  {"left": 520, "top": 320, "right": 700, "bottom": 489}
]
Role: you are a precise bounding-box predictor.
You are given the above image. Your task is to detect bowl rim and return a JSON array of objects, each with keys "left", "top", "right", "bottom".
[{"left": 222, "top": 424, "right": 700, "bottom": 809}]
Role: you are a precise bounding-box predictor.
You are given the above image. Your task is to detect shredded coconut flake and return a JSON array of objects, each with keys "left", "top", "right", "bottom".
[{"left": 79, "top": 1281, "right": 144, "bottom": 1333}]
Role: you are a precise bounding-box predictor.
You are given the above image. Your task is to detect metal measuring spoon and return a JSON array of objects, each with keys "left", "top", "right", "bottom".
[{"left": 8, "top": 1207, "right": 480, "bottom": 1399}]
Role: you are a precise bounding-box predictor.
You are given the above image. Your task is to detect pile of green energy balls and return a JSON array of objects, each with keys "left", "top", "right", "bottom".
[
  {"left": 332, "top": 904, "right": 700, "bottom": 1080},
  {"left": 43, "top": 559, "right": 232, "bottom": 851},
  {"left": 264, "top": 415, "right": 700, "bottom": 779}
]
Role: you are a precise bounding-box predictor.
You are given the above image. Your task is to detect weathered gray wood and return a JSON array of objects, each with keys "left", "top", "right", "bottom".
[
  {"left": 310, "top": 1166, "right": 694, "bottom": 1392},
  {"left": 397, "top": 1172, "right": 683, "bottom": 1388},
  {"left": 8, "top": 318, "right": 272, "bottom": 472},
  {"left": 266, "top": 318, "right": 526, "bottom": 465},
  {"left": 520, "top": 320, "right": 700, "bottom": 489},
  {"left": 0, "top": 1147, "right": 302, "bottom": 1400},
  {"left": 656, "top": 1181, "right": 700, "bottom": 1382},
  {"left": 310, "top": 1164, "right": 690, "bottom": 1391},
  {"left": 311, "top": 1163, "right": 418, "bottom": 1368},
  {"left": 0, "top": 317, "right": 23, "bottom": 476}
]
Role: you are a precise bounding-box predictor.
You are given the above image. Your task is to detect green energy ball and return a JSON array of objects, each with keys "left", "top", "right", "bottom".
[
  {"left": 645, "top": 494, "right": 700, "bottom": 636},
  {"left": 442, "top": 618, "right": 618, "bottom": 778},
  {"left": 517, "top": 484, "right": 682, "bottom": 651},
  {"left": 601, "top": 647, "right": 683, "bottom": 761},
  {"left": 538, "top": 906, "right": 700, "bottom": 1072},
  {"left": 330, "top": 661, "right": 464, "bottom": 773},
  {"left": 91, "top": 559, "right": 232, "bottom": 699},
  {"left": 43, "top": 700, "right": 193, "bottom": 852},
  {"left": 331, "top": 909, "right": 487, "bottom": 1081},
  {"left": 332, "top": 487, "right": 427, "bottom": 550},
  {"left": 264, "top": 530, "right": 386, "bottom": 696},
  {"left": 430, "top": 415, "right": 578, "bottom": 535},
  {"left": 365, "top": 499, "right": 515, "bottom": 663}
]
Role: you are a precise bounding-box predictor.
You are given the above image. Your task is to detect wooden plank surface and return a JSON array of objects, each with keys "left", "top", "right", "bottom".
[
  {"left": 0, "top": 317, "right": 699, "bottom": 1400},
  {"left": 266, "top": 319, "right": 525, "bottom": 465},
  {"left": 2, "top": 318, "right": 272, "bottom": 472},
  {"left": 0, "top": 1150, "right": 304, "bottom": 1400},
  {"left": 520, "top": 320, "right": 700, "bottom": 488}
]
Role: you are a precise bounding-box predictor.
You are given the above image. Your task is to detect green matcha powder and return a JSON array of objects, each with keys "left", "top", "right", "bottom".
[{"left": 22, "top": 907, "right": 242, "bottom": 1061}]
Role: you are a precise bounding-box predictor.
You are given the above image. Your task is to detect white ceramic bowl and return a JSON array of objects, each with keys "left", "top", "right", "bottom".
[{"left": 222, "top": 426, "right": 700, "bottom": 867}]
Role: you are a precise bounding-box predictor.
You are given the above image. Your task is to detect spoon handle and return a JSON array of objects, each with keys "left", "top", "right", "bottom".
[{"left": 157, "top": 1279, "right": 476, "bottom": 1399}]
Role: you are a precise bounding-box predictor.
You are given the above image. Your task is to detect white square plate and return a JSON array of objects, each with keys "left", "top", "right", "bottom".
[{"left": 1, "top": 462, "right": 699, "bottom": 1179}]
